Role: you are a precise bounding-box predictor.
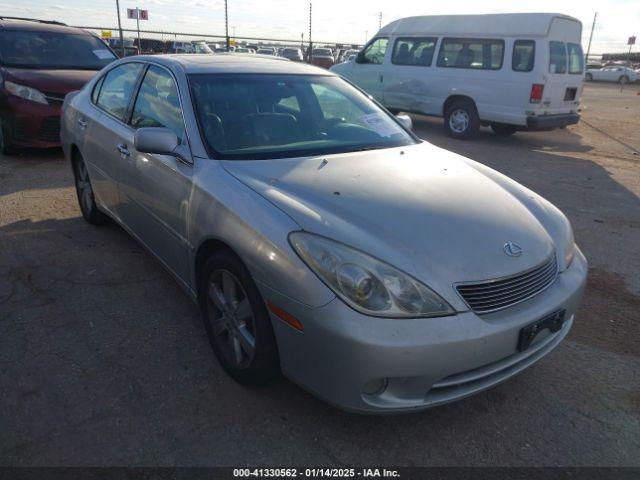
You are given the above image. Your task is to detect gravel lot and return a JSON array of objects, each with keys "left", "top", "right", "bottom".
[{"left": 1, "top": 81, "right": 639, "bottom": 467}]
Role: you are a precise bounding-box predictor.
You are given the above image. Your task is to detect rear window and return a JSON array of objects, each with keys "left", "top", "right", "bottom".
[
  {"left": 437, "top": 38, "right": 504, "bottom": 70},
  {"left": 512, "top": 40, "right": 535, "bottom": 72},
  {"left": 549, "top": 41, "right": 567, "bottom": 74},
  {"left": 391, "top": 37, "right": 437, "bottom": 66},
  {"left": 0, "top": 30, "right": 116, "bottom": 70},
  {"left": 567, "top": 43, "right": 584, "bottom": 74}
]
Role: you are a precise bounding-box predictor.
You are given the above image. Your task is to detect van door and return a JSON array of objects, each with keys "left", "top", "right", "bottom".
[
  {"left": 541, "top": 41, "right": 582, "bottom": 115},
  {"left": 383, "top": 36, "right": 438, "bottom": 114},
  {"left": 351, "top": 37, "right": 389, "bottom": 102}
]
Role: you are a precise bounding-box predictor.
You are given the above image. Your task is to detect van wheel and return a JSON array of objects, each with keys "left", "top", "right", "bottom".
[
  {"left": 199, "top": 250, "right": 280, "bottom": 385},
  {"left": 618, "top": 75, "right": 629, "bottom": 85},
  {"left": 72, "top": 153, "right": 107, "bottom": 225},
  {"left": 491, "top": 123, "right": 518, "bottom": 136},
  {"left": 0, "top": 119, "right": 16, "bottom": 156},
  {"left": 585, "top": 73, "right": 593, "bottom": 81},
  {"left": 444, "top": 99, "right": 480, "bottom": 139}
]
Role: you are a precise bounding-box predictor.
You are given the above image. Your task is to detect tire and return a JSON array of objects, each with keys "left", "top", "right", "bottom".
[
  {"left": 444, "top": 99, "right": 480, "bottom": 139},
  {"left": 199, "top": 249, "right": 280, "bottom": 385},
  {"left": 72, "top": 153, "right": 108, "bottom": 225},
  {"left": 0, "top": 118, "right": 17, "bottom": 155},
  {"left": 618, "top": 75, "right": 629, "bottom": 85},
  {"left": 585, "top": 73, "right": 593, "bottom": 81},
  {"left": 491, "top": 123, "right": 518, "bottom": 136}
]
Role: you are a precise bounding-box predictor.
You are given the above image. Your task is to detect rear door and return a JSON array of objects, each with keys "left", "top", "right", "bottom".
[
  {"left": 351, "top": 37, "right": 389, "bottom": 102},
  {"left": 541, "top": 40, "right": 583, "bottom": 115},
  {"left": 82, "top": 62, "right": 144, "bottom": 218}
]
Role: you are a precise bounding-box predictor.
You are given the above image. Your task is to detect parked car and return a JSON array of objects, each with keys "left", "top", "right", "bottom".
[
  {"left": 311, "top": 48, "right": 335, "bottom": 69},
  {"left": 165, "top": 41, "right": 195, "bottom": 54},
  {"left": 235, "top": 47, "right": 255, "bottom": 54},
  {"left": 62, "top": 54, "right": 586, "bottom": 413},
  {"left": 332, "top": 13, "right": 584, "bottom": 139},
  {"left": 0, "top": 17, "right": 116, "bottom": 153},
  {"left": 192, "top": 41, "right": 214, "bottom": 54},
  {"left": 107, "top": 37, "right": 139, "bottom": 57},
  {"left": 256, "top": 48, "right": 275, "bottom": 55},
  {"left": 134, "top": 37, "right": 165, "bottom": 54},
  {"left": 585, "top": 66, "right": 637, "bottom": 84},
  {"left": 281, "top": 47, "right": 303, "bottom": 62}
]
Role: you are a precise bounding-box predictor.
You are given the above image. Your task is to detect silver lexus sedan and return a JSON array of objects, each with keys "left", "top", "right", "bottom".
[{"left": 61, "top": 54, "right": 587, "bottom": 413}]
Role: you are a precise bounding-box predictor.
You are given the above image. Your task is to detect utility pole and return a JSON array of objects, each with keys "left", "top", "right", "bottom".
[
  {"left": 308, "top": 2, "right": 312, "bottom": 63},
  {"left": 585, "top": 12, "right": 597, "bottom": 64},
  {"left": 225, "top": 0, "right": 229, "bottom": 52},
  {"left": 115, "top": 0, "right": 124, "bottom": 57},
  {"left": 378, "top": 11, "right": 382, "bottom": 30}
]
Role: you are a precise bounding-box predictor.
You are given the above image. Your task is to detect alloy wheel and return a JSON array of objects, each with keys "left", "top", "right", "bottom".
[
  {"left": 206, "top": 269, "right": 256, "bottom": 369},
  {"left": 75, "top": 160, "right": 94, "bottom": 215}
]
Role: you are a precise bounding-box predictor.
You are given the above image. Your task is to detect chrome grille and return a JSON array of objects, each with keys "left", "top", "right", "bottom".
[{"left": 456, "top": 255, "right": 558, "bottom": 314}]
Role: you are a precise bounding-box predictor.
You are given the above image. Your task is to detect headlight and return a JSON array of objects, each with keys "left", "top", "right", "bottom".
[
  {"left": 4, "top": 81, "right": 48, "bottom": 105},
  {"left": 563, "top": 227, "right": 576, "bottom": 270},
  {"left": 289, "top": 232, "right": 455, "bottom": 318}
]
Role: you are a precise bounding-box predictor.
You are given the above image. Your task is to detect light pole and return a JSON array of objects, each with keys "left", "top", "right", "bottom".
[
  {"left": 115, "top": 0, "right": 124, "bottom": 57},
  {"left": 585, "top": 12, "right": 597, "bottom": 64},
  {"left": 225, "top": 0, "right": 229, "bottom": 52},
  {"left": 308, "top": 2, "right": 312, "bottom": 63}
]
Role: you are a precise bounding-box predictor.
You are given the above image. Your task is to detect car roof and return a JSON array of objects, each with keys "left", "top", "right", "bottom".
[
  {"left": 0, "top": 17, "right": 91, "bottom": 35},
  {"left": 137, "top": 54, "right": 333, "bottom": 75}
]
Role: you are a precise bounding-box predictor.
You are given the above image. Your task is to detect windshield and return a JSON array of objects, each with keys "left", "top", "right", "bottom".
[
  {"left": 194, "top": 43, "right": 213, "bottom": 54},
  {"left": 283, "top": 49, "right": 300, "bottom": 56},
  {"left": 314, "top": 49, "right": 332, "bottom": 56},
  {"left": 189, "top": 74, "right": 417, "bottom": 160},
  {"left": 0, "top": 30, "right": 116, "bottom": 70}
]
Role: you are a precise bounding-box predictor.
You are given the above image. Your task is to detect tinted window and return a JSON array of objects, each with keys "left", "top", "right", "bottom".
[
  {"left": 512, "top": 40, "right": 535, "bottom": 72},
  {"left": 549, "top": 41, "right": 567, "bottom": 74},
  {"left": 0, "top": 30, "right": 116, "bottom": 70},
  {"left": 437, "top": 38, "right": 504, "bottom": 69},
  {"left": 392, "top": 37, "right": 437, "bottom": 66},
  {"left": 131, "top": 65, "right": 185, "bottom": 143},
  {"left": 189, "top": 74, "right": 415, "bottom": 160},
  {"left": 95, "top": 63, "right": 144, "bottom": 121},
  {"left": 567, "top": 43, "right": 584, "bottom": 74},
  {"left": 360, "top": 38, "right": 388, "bottom": 65}
]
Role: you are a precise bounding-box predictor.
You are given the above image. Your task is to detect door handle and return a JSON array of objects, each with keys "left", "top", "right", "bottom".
[
  {"left": 117, "top": 144, "right": 131, "bottom": 157},
  {"left": 77, "top": 118, "right": 87, "bottom": 129}
]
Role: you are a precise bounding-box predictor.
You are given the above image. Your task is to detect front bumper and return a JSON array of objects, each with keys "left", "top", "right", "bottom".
[
  {"left": 526, "top": 113, "right": 580, "bottom": 130},
  {"left": 0, "top": 94, "right": 62, "bottom": 149},
  {"left": 260, "top": 248, "right": 587, "bottom": 413}
]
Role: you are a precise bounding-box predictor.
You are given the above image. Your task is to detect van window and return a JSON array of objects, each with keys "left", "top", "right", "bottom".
[
  {"left": 437, "top": 38, "right": 504, "bottom": 70},
  {"left": 358, "top": 38, "right": 388, "bottom": 65},
  {"left": 512, "top": 40, "right": 535, "bottom": 72},
  {"left": 549, "top": 41, "right": 567, "bottom": 74},
  {"left": 567, "top": 43, "right": 584, "bottom": 74},
  {"left": 391, "top": 37, "right": 437, "bottom": 66}
]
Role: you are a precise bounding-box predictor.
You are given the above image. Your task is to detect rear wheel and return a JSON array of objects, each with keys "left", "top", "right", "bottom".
[
  {"left": 73, "top": 153, "right": 107, "bottom": 225},
  {"left": 491, "top": 123, "right": 518, "bottom": 136},
  {"left": 618, "top": 75, "right": 629, "bottom": 85},
  {"left": 444, "top": 99, "right": 480, "bottom": 139},
  {"left": 199, "top": 250, "right": 280, "bottom": 385}
]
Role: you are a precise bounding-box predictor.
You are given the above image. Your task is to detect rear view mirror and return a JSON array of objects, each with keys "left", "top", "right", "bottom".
[
  {"left": 135, "top": 127, "right": 183, "bottom": 157},
  {"left": 395, "top": 114, "right": 412, "bottom": 131}
]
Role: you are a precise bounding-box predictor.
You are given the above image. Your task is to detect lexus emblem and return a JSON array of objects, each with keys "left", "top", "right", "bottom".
[{"left": 503, "top": 242, "right": 523, "bottom": 257}]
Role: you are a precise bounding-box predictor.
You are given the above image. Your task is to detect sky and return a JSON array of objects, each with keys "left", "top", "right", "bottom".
[{"left": 3, "top": 0, "right": 639, "bottom": 53}]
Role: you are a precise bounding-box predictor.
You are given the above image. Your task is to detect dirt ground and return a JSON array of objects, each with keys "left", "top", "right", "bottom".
[{"left": 0, "top": 81, "right": 639, "bottom": 467}]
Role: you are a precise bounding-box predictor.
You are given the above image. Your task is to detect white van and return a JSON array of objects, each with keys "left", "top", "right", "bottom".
[{"left": 331, "top": 13, "right": 584, "bottom": 138}]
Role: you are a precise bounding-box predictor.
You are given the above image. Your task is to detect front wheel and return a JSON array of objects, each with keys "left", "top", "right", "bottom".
[
  {"left": 73, "top": 154, "right": 107, "bottom": 225},
  {"left": 618, "top": 75, "right": 629, "bottom": 85},
  {"left": 0, "top": 118, "right": 16, "bottom": 155},
  {"left": 444, "top": 99, "right": 480, "bottom": 139},
  {"left": 491, "top": 123, "right": 518, "bottom": 136},
  {"left": 199, "top": 250, "right": 280, "bottom": 385}
]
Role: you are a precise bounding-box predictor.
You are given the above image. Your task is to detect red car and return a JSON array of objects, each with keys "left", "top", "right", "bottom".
[{"left": 0, "top": 17, "right": 116, "bottom": 154}]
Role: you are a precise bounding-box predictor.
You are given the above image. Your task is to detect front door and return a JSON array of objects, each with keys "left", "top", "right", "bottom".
[{"left": 351, "top": 37, "right": 389, "bottom": 103}]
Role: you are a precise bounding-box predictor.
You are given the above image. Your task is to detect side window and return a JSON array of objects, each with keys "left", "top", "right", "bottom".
[
  {"left": 359, "top": 38, "right": 388, "bottom": 65},
  {"left": 391, "top": 37, "right": 437, "bottom": 66},
  {"left": 91, "top": 75, "right": 105, "bottom": 104},
  {"left": 567, "top": 43, "right": 584, "bottom": 74},
  {"left": 131, "top": 65, "right": 185, "bottom": 143},
  {"left": 95, "top": 63, "right": 144, "bottom": 121},
  {"left": 512, "top": 40, "right": 535, "bottom": 72},
  {"left": 549, "top": 41, "right": 567, "bottom": 74},
  {"left": 437, "top": 38, "right": 504, "bottom": 70}
]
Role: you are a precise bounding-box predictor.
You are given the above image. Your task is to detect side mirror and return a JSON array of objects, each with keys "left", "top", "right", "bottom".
[
  {"left": 134, "top": 127, "right": 190, "bottom": 162},
  {"left": 355, "top": 51, "right": 366, "bottom": 64},
  {"left": 395, "top": 113, "right": 412, "bottom": 131}
]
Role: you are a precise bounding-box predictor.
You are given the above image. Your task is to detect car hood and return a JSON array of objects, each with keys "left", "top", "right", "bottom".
[
  {"left": 221, "top": 143, "right": 556, "bottom": 304},
  {"left": 3, "top": 68, "right": 97, "bottom": 94}
]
